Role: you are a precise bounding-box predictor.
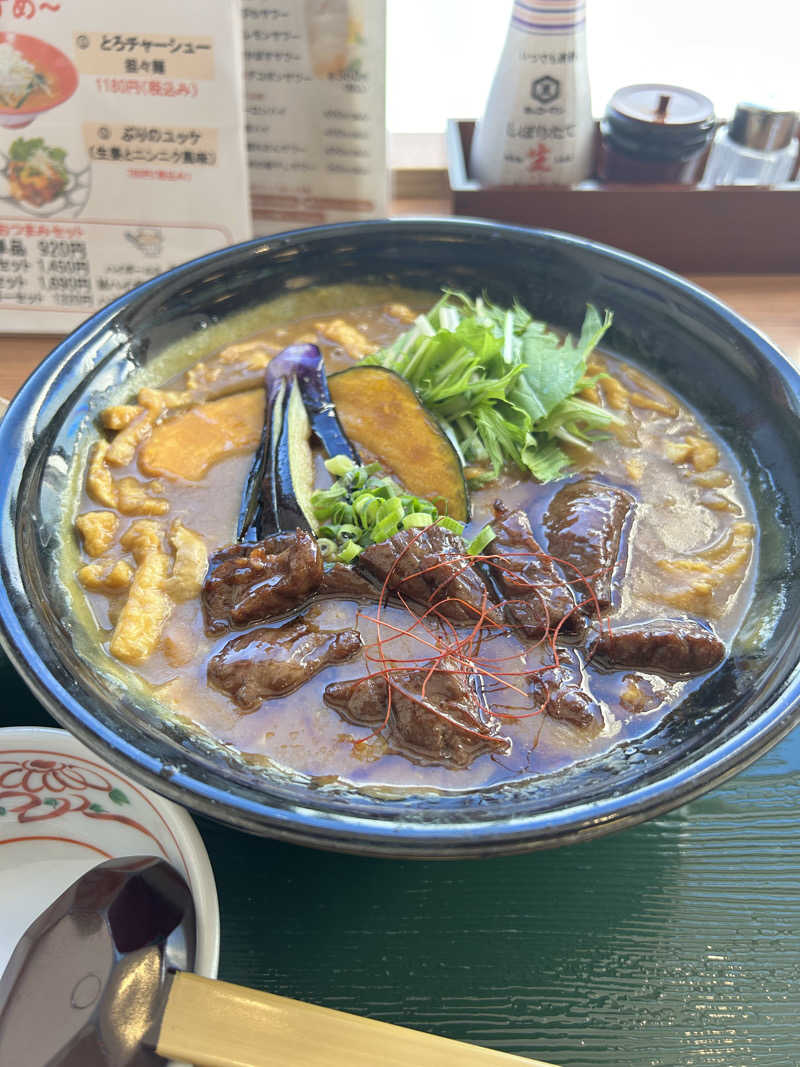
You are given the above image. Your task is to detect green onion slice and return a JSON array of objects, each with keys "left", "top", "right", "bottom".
[
  {"left": 467, "top": 524, "right": 495, "bottom": 555},
  {"left": 311, "top": 455, "right": 467, "bottom": 563}
]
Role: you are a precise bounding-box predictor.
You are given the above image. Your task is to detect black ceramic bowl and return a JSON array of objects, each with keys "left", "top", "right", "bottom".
[{"left": 2, "top": 218, "right": 800, "bottom": 858}]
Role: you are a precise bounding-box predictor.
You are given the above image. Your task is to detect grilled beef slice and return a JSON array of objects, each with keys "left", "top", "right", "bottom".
[
  {"left": 529, "top": 657, "right": 604, "bottom": 732},
  {"left": 588, "top": 619, "right": 725, "bottom": 677},
  {"left": 357, "top": 525, "right": 500, "bottom": 625},
  {"left": 208, "top": 617, "right": 362, "bottom": 709},
  {"left": 324, "top": 657, "right": 510, "bottom": 767},
  {"left": 543, "top": 479, "right": 635, "bottom": 614},
  {"left": 317, "top": 562, "right": 382, "bottom": 601},
  {"left": 487, "top": 501, "right": 582, "bottom": 640},
  {"left": 202, "top": 530, "right": 323, "bottom": 634}
]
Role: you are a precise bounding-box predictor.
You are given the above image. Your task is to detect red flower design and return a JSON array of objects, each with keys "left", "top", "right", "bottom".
[{"left": 0, "top": 757, "right": 164, "bottom": 851}]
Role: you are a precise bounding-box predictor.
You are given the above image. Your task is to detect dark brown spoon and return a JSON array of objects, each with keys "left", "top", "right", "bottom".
[{"left": 0, "top": 856, "right": 554, "bottom": 1067}]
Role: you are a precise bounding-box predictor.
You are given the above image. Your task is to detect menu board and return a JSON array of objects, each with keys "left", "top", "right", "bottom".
[
  {"left": 243, "top": 0, "right": 387, "bottom": 234},
  {"left": 0, "top": 0, "right": 250, "bottom": 333}
]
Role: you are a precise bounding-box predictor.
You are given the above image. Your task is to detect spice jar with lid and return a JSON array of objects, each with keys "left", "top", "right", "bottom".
[
  {"left": 597, "top": 84, "right": 715, "bottom": 184},
  {"left": 700, "top": 104, "right": 798, "bottom": 187}
]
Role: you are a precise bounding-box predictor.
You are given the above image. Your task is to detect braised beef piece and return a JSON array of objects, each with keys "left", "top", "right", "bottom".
[
  {"left": 357, "top": 525, "right": 500, "bottom": 625},
  {"left": 324, "top": 657, "right": 511, "bottom": 768},
  {"left": 529, "top": 657, "right": 604, "bottom": 733},
  {"left": 202, "top": 529, "right": 323, "bottom": 634},
  {"left": 208, "top": 617, "right": 362, "bottom": 709},
  {"left": 543, "top": 479, "right": 635, "bottom": 614},
  {"left": 318, "top": 562, "right": 382, "bottom": 601},
  {"left": 588, "top": 620, "right": 725, "bottom": 677},
  {"left": 487, "top": 501, "right": 582, "bottom": 640}
]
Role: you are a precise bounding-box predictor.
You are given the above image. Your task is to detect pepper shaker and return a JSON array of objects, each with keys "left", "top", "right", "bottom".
[{"left": 700, "top": 104, "right": 798, "bottom": 187}]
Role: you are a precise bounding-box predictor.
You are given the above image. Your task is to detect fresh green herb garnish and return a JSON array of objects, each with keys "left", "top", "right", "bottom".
[
  {"left": 311, "top": 456, "right": 493, "bottom": 563},
  {"left": 363, "top": 291, "right": 619, "bottom": 484}
]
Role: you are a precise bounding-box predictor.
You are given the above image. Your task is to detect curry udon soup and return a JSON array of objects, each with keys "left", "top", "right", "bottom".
[{"left": 64, "top": 284, "right": 756, "bottom": 794}]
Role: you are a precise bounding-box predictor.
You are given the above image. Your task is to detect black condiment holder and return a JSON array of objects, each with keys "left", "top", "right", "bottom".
[{"left": 446, "top": 120, "right": 800, "bottom": 273}]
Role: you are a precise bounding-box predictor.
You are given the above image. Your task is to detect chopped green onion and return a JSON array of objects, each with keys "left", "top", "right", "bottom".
[
  {"left": 317, "top": 537, "right": 337, "bottom": 560},
  {"left": 370, "top": 478, "right": 399, "bottom": 499},
  {"left": 311, "top": 460, "right": 467, "bottom": 563},
  {"left": 335, "top": 523, "right": 362, "bottom": 540},
  {"left": 467, "top": 524, "right": 495, "bottom": 556},
  {"left": 325, "top": 454, "right": 357, "bottom": 477},
  {"left": 436, "top": 515, "right": 465, "bottom": 535},
  {"left": 338, "top": 540, "right": 363, "bottom": 562},
  {"left": 353, "top": 493, "right": 380, "bottom": 525},
  {"left": 402, "top": 512, "right": 434, "bottom": 529},
  {"left": 371, "top": 514, "right": 401, "bottom": 542}
]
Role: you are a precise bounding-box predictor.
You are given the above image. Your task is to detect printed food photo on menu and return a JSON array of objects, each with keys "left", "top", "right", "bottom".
[{"left": 0, "top": 4, "right": 250, "bottom": 333}]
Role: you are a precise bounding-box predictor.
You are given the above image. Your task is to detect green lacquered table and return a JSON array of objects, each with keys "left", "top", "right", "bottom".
[{"left": 6, "top": 649, "right": 799, "bottom": 1067}]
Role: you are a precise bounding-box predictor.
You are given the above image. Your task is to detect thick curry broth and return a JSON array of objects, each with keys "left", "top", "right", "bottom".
[{"left": 69, "top": 293, "right": 757, "bottom": 793}]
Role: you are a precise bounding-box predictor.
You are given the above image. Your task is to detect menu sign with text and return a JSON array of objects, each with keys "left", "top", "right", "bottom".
[
  {"left": 0, "top": 0, "right": 250, "bottom": 333},
  {"left": 243, "top": 0, "right": 387, "bottom": 234}
]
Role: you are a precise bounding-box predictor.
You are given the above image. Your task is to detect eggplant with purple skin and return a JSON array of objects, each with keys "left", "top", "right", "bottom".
[{"left": 238, "top": 343, "right": 360, "bottom": 542}]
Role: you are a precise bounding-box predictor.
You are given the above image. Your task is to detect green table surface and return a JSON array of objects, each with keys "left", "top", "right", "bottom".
[{"left": 6, "top": 649, "right": 799, "bottom": 1067}]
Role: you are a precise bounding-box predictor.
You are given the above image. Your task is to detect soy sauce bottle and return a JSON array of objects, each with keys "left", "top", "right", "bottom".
[{"left": 469, "top": 0, "right": 594, "bottom": 186}]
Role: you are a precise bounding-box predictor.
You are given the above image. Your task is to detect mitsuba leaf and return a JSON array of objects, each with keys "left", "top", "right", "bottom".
[{"left": 367, "top": 291, "right": 613, "bottom": 484}]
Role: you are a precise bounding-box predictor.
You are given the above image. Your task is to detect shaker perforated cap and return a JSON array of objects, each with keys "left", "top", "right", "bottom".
[{"left": 729, "top": 104, "right": 798, "bottom": 151}]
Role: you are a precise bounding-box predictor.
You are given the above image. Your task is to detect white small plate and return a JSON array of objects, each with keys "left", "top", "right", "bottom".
[{"left": 0, "top": 726, "right": 220, "bottom": 1059}]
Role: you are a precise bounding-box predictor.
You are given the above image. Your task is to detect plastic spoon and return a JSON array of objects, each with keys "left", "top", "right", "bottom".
[{"left": 0, "top": 856, "right": 559, "bottom": 1067}]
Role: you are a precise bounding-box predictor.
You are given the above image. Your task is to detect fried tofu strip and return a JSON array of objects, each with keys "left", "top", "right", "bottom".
[
  {"left": 314, "top": 318, "right": 378, "bottom": 359},
  {"left": 692, "top": 469, "right": 733, "bottom": 489},
  {"left": 685, "top": 434, "right": 719, "bottom": 472},
  {"left": 163, "top": 521, "right": 208, "bottom": 602},
  {"left": 117, "top": 476, "right": 169, "bottom": 516},
  {"left": 664, "top": 441, "right": 692, "bottom": 463},
  {"left": 86, "top": 441, "right": 118, "bottom": 508},
  {"left": 665, "top": 434, "right": 720, "bottom": 473},
  {"left": 110, "top": 521, "right": 172, "bottom": 664},
  {"left": 78, "top": 559, "right": 133, "bottom": 593},
  {"left": 657, "top": 522, "right": 753, "bottom": 614},
  {"left": 629, "top": 392, "right": 678, "bottom": 417},
  {"left": 185, "top": 342, "right": 276, "bottom": 396},
  {"left": 100, "top": 405, "right": 144, "bottom": 430},
  {"left": 75, "top": 511, "right": 118, "bottom": 558},
  {"left": 623, "top": 366, "right": 680, "bottom": 418},
  {"left": 660, "top": 579, "right": 714, "bottom": 612},
  {"left": 599, "top": 375, "right": 630, "bottom": 410},
  {"left": 106, "top": 409, "right": 155, "bottom": 467},
  {"left": 121, "top": 519, "right": 162, "bottom": 561},
  {"left": 382, "top": 303, "right": 417, "bottom": 323},
  {"left": 699, "top": 491, "right": 741, "bottom": 514},
  {"left": 218, "top": 340, "right": 275, "bottom": 367},
  {"left": 138, "top": 386, "right": 196, "bottom": 415}
]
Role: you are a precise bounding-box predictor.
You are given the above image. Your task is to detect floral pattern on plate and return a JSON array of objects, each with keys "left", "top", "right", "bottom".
[{"left": 0, "top": 728, "right": 219, "bottom": 1005}]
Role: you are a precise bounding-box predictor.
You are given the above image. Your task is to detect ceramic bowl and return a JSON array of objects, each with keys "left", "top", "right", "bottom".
[
  {"left": 1, "top": 218, "right": 799, "bottom": 857},
  {"left": 0, "top": 726, "right": 219, "bottom": 982}
]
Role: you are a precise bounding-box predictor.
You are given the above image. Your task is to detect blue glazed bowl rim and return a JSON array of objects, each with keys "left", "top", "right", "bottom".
[{"left": 1, "top": 216, "right": 800, "bottom": 858}]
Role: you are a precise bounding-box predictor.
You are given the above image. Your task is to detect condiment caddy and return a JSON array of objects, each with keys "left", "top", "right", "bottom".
[
  {"left": 447, "top": 118, "right": 800, "bottom": 273},
  {"left": 457, "top": 0, "right": 798, "bottom": 273}
]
